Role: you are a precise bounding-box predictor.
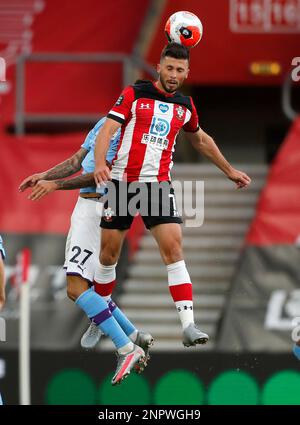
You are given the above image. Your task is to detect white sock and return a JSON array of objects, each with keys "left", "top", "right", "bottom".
[
  {"left": 175, "top": 300, "right": 194, "bottom": 329},
  {"left": 167, "top": 260, "right": 194, "bottom": 329},
  {"left": 94, "top": 263, "right": 117, "bottom": 283}
]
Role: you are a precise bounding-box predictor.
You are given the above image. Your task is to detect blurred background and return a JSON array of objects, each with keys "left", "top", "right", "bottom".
[{"left": 0, "top": 0, "right": 300, "bottom": 405}]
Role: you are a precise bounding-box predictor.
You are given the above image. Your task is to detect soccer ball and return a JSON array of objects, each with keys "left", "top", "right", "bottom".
[{"left": 165, "top": 11, "right": 203, "bottom": 49}]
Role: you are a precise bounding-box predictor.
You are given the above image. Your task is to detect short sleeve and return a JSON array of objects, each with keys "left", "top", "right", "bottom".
[
  {"left": 107, "top": 86, "right": 135, "bottom": 124},
  {"left": 183, "top": 97, "right": 200, "bottom": 133},
  {"left": 81, "top": 117, "right": 106, "bottom": 151},
  {"left": 81, "top": 129, "right": 94, "bottom": 151}
]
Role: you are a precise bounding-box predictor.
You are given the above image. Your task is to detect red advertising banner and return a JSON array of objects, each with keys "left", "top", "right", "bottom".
[{"left": 230, "top": 0, "right": 300, "bottom": 33}]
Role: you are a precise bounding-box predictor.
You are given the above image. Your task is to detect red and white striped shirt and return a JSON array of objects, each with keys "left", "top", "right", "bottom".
[{"left": 107, "top": 80, "right": 199, "bottom": 182}]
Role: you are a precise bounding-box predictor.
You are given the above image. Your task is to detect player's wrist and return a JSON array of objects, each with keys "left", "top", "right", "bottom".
[
  {"left": 96, "top": 160, "right": 107, "bottom": 169},
  {"left": 224, "top": 164, "right": 235, "bottom": 177},
  {"left": 52, "top": 181, "right": 60, "bottom": 190},
  {"left": 37, "top": 172, "right": 46, "bottom": 180}
]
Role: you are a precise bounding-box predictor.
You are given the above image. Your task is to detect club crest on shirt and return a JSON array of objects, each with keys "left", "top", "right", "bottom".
[
  {"left": 115, "top": 95, "right": 124, "bottom": 106},
  {"left": 103, "top": 207, "right": 115, "bottom": 222},
  {"left": 175, "top": 105, "right": 184, "bottom": 120}
]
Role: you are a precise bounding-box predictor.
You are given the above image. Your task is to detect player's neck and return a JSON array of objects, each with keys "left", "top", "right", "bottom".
[{"left": 154, "top": 81, "right": 176, "bottom": 97}]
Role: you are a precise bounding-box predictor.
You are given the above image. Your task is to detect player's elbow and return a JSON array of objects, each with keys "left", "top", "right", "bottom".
[
  {"left": 69, "top": 155, "right": 83, "bottom": 172},
  {"left": 70, "top": 160, "right": 82, "bottom": 173}
]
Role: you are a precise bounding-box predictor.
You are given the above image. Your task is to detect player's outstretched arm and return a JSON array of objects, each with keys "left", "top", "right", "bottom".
[
  {"left": 94, "top": 118, "right": 121, "bottom": 185},
  {"left": 19, "top": 148, "right": 88, "bottom": 192},
  {"left": 0, "top": 256, "right": 5, "bottom": 311},
  {"left": 186, "top": 128, "right": 251, "bottom": 189},
  {"left": 27, "top": 173, "right": 95, "bottom": 201}
]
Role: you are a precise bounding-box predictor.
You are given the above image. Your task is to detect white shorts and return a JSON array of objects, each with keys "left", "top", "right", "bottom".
[{"left": 63, "top": 197, "right": 103, "bottom": 284}]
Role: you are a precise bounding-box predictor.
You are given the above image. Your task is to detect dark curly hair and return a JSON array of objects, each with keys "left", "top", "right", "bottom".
[{"left": 160, "top": 42, "right": 190, "bottom": 63}]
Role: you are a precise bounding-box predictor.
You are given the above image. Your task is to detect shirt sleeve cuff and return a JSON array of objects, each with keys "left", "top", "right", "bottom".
[{"left": 107, "top": 112, "right": 125, "bottom": 125}]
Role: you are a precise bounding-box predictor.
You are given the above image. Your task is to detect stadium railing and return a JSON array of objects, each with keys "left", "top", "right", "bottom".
[{"left": 15, "top": 52, "right": 157, "bottom": 135}]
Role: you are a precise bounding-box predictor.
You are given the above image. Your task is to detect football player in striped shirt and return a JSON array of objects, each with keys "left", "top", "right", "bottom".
[{"left": 94, "top": 43, "right": 251, "bottom": 348}]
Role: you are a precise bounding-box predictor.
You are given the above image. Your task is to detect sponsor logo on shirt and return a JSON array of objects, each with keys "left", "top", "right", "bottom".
[
  {"left": 150, "top": 117, "right": 170, "bottom": 137},
  {"left": 159, "top": 103, "right": 169, "bottom": 113},
  {"left": 141, "top": 133, "right": 169, "bottom": 150}
]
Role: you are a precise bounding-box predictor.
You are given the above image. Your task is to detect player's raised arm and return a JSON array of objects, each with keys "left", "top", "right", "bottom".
[
  {"left": 186, "top": 128, "right": 251, "bottom": 189},
  {"left": 94, "top": 118, "right": 121, "bottom": 185},
  {"left": 19, "top": 148, "right": 88, "bottom": 192}
]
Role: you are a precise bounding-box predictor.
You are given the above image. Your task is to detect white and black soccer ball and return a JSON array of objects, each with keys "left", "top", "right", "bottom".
[{"left": 165, "top": 11, "right": 203, "bottom": 49}]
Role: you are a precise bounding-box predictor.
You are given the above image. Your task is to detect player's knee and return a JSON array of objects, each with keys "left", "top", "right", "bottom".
[
  {"left": 66, "top": 284, "right": 77, "bottom": 301},
  {"left": 99, "top": 252, "right": 118, "bottom": 266},
  {"left": 99, "top": 244, "right": 119, "bottom": 265},
  {"left": 66, "top": 276, "right": 88, "bottom": 301},
  {"left": 161, "top": 245, "right": 183, "bottom": 264}
]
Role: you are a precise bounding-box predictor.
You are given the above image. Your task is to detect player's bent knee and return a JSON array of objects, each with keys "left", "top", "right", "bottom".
[
  {"left": 99, "top": 253, "right": 118, "bottom": 266},
  {"left": 67, "top": 288, "right": 76, "bottom": 301},
  {"left": 161, "top": 246, "right": 183, "bottom": 265},
  {"left": 99, "top": 246, "right": 119, "bottom": 266},
  {"left": 66, "top": 275, "right": 89, "bottom": 301},
  {"left": 66, "top": 285, "right": 77, "bottom": 301}
]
